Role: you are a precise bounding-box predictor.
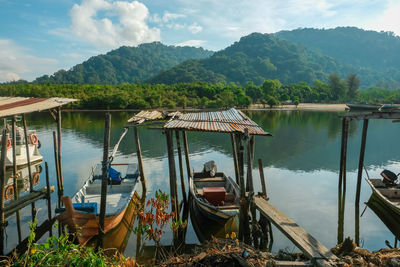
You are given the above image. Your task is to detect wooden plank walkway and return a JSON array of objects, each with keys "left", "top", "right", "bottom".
[{"left": 254, "top": 196, "right": 338, "bottom": 267}]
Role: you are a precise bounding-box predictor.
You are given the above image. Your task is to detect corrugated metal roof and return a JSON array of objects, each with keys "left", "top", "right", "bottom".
[
  {"left": 127, "top": 110, "right": 164, "bottom": 124},
  {"left": 164, "top": 108, "right": 271, "bottom": 136},
  {"left": 0, "top": 97, "right": 77, "bottom": 118}
]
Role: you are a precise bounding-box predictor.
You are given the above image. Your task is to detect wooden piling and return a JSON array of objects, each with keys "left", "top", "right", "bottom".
[
  {"left": 246, "top": 133, "right": 258, "bottom": 247},
  {"left": 237, "top": 133, "right": 250, "bottom": 243},
  {"left": 56, "top": 107, "right": 64, "bottom": 198},
  {"left": 258, "top": 159, "right": 267, "bottom": 198},
  {"left": 230, "top": 133, "right": 239, "bottom": 184},
  {"left": 175, "top": 131, "right": 187, "bottom": 204},
  {"left": 45, "top": 162, "right": 52, "bottom": 237},
  {"left": 22, "top": 114, "right": 35, "bottom": 220},
  {"left": 337, "top": 118, "right": 349, "bottom": 244},
  {"left": 133, "top": 126, "right": 146, "bottom": 194},
  {"left": 0, "top": 129, "right": 8, "bottom": 255},
  {"left": 11, "top": 116, "right": 22, "bottom": 243},
  {"left": 182, "top": 131, "right": 191, "bottom": 179},
  {"left": 53, "top": 131, "right": 61, "bottom": 208},
  {"left": 258, "top": 158, "right": 271, "bottom": 250},
  {"left": 98, "top": 113, "right": 111, "bottom": 249},
  {"left": 355, "top": 119, "right": 369, "bottom": 245}
]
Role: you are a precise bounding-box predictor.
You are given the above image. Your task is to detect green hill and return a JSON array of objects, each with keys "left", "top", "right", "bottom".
[
  {"left": 148, "top": 33, "right": 355, "bottom": 85},
  {"left": 34, "top": 42, "right": 213, "bottom": 84}
]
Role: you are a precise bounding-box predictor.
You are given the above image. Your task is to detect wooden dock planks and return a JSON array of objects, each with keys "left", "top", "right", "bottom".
[{"left": 254, "top": 196, "right": 338, "bottom": 267}]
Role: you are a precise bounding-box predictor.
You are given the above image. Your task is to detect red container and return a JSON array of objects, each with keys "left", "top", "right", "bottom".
[{"left": 203, "top": 187, "right": 226, "bottom": 205}]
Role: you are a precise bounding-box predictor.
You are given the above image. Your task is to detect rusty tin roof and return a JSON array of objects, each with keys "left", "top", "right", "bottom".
[{"left": 164, "top": 108, "right": 271, "bottom": 136}]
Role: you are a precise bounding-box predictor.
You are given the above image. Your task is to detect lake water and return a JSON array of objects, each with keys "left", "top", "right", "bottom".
[{"left": 4, "top": 110, "right": 400, "bottom": 255}]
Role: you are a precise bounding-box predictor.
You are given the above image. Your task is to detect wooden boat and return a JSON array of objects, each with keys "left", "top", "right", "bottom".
[
  {"left": 1, "top": 126, "right": 42, "bottom": 168},
  {"left": 56, "top": 163, "right": 140, "bottom": 246},
  {"left": 346, "top": 103, "right": 382, "bottom": 111},
  {"left": 189, "top": 170, "right": 240, "bottom": 225},
  {"left": 366, "top": 178, "right": 400, "bottom": 239}
]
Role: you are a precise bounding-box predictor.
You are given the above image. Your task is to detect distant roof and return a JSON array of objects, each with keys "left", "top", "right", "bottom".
[
  {"left": 0, "top": 97, "right": 77, "bottom": 118},
  {"left": 127, "top": 110, "right": 164, "bottom": 124},
  {"left": 164, "top": 108, "right": 271, "bottom": 136}
]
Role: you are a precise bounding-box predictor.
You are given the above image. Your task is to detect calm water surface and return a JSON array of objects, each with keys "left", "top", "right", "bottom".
[{"left": 4, "top": 110, "right": 400, "bottom": 254}]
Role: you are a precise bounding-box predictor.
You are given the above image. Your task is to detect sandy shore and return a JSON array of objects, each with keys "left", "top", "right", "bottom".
[{"left": 248, "top": 103, "right": 347, "bottom": 111}]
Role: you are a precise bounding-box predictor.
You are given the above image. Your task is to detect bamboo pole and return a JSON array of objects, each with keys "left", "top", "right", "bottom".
[
  {"left": 133, "top": 126, "right": 146, "bottom": 194},
  {"left": 98, "top": 113, "right": 111, "bottom": 249},
  {"left": 182, "top": 131, "right": 191, "bottom": 180},
  {"left": 355, "top": 119, "right": 369, "bottom": 245},
  {"left": 56, "top": 107, "right": 64, "bottom": 198},
  {"left": 45, "top": 162, "right": 52, "bottom": 237},
  {"left": 11, "top": 117, "right": 22, "bottom": 243},
  {"left": 231, "top": 133, "right": 239, "bottom": 184},
  {"left": 0, "top": 129, "right": 7, "bottom": 255},
  {"left": 175, "top": 131, "right": 187, "bottom": 204},
  {"left": 22, "top": 114, "right": 35, "bottom": 220}
]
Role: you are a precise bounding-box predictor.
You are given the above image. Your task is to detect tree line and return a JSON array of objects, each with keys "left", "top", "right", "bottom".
[{"left": 1, "top": 73, "right": 399, "bottom": 109}]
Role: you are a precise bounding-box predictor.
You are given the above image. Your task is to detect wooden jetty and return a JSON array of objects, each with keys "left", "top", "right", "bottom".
[{"left": 254, "top": 196, "right": 338, "bottom": 267}]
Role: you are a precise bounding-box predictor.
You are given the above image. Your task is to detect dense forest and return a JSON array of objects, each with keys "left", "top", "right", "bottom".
[
  {"left": 2, "top": 74, "right": 400, "bottom": 109},
  {"left": 34, "top": 42, "right": 213, "bottom": 84}
]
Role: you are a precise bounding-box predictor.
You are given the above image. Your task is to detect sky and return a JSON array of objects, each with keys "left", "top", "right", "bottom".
[{"left": 0, "top": 0, "right": 399, "bottom": 82}]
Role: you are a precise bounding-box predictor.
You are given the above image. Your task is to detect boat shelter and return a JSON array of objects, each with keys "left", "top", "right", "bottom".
[
  {"left": 0, "top": 97, "right": 76, "bottom": 255},
  {"left": 337, "top": 110, "right": 400, "bottom": 246},
  {"left": 162, "top": 108, "right": 271, "bottom": 245}
]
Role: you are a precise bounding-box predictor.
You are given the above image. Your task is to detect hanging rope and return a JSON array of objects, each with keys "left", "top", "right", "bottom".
[{"left": 108, "top": 127, "right": 129, "bottom": 164}]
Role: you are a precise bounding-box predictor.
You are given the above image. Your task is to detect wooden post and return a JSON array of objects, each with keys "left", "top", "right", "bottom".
[
  {"left": 338, "top": 118, "right": 349, "bottom": 244},
  {"left": 258, "top": 159, "right": 267, "bottom": 198},
  {"left": 175, "top": 131, "right": 187, "bottom": 204},
  {"left": 98, "top": 113, "right": 111, "bottom": 249},
  {"left": 133, "top": 126, "right": 146, "bottom": 194},
  {"left": 355, "top": 119, "right": 368, "bottom": 245},
  {"left": 231, "top": 133, "right": 240, "bottom": 184},
  {"left": 182, "top": 131, "right": 191, "bottom": 179},
  {"left": 0, "top": 129, "right": 8, "bottom": 255},
  {"left": 246, "top": 133, "right": 258, "bottom": 247},
  {"left": 22, "top": 114, "right": 35, "bottom": 220},
  {"left": 258, "top": 158, "right": 272, "bottom": 250},
  {"left": 165, "top": 130, "right": 180, "bottom": 221},
  {"left": 11, "top": 116, "right": 22, "bottom": 243},
  {"left": 237, "top": 133, "right": 250, "bottom": 243},
  {"left": 56, "top": 108, "right": 64, "bottom": 199},
  {"left": 53, "top": 131, "right": 61, "bottom": 208},
  {"left": 45, "top": 162, "right": 52, "bottom": 237}
]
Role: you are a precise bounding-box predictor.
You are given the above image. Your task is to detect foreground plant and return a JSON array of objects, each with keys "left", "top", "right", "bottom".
[{"left": 2, "top": 220, "right": 135, "bottom": 267}]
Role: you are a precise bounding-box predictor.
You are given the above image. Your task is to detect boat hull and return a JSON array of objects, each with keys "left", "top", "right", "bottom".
[{"left": 346, "top": 103, "right": 381, "bottom": 111}]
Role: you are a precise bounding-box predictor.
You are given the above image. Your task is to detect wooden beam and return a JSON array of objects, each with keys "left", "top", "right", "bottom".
[
  {"left": 4, "top": 186, "right": 54, "bottom": 218},
  {"left": 133, "top": 126, "right": 146, "bottom": 194},
  {"left": 165, "top": 130, "right": 180, "bottom": 221},
  {"left": 182, "top": 131, "right": 191, "bottom": 180},
  {"left": 11, "top": 116, "right": 22, "bottom": 243},
  {"left": 175, "top": 131, "right": 187, "bottom": 204},
  {"left": 341, "top": 112, "right": 400, "bottom": 120},
  {"left": 0, "top": 129, "right": 7, "bottom": 255},
  {"left": 98, "top": 113, "right": 111, "bottom": 249},
  {"left": 56, "top": 107, "right": 64, "bottom": 198},
  {"left": 230, "top": 133, "right": 239, "bottom": 184},
  {"left": 355, "top": 119, "right": 369, "bottom": 245},
  {"left": 53, "top": 131, "right": 61, "bottom": 208},
  {"left": 45, "top": 162, "right": 52, "bottom": 237},
  {"left": 22, "top": 114, "right": 35, "bottom": 220}
]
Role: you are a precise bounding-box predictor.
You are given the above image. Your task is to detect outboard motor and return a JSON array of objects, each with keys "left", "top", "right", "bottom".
[
  {"left": 203, "top": 160, "right": 217, "bottom": 177},
  {"left": 381, "top": 169, "right": 399, "bottom": 186}
]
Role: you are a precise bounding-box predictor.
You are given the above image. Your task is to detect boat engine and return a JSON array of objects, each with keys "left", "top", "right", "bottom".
[
  {"left": 381, "top": 169, "right": 399, "bottom": 186},
  {"left": 203, "top": 160, "right": 217, "bottom": 177}
]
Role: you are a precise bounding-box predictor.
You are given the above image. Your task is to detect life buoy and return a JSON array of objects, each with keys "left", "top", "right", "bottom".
[
  {"left": 33, "top": 172, "right": 40, "bottom": 186},
  {"left": 6, "top": 137, "right": 11, "bottom": 150},
  {"left": 5, "top": 185, "right": 14, "bottom": 201},
  {"left": 29, "top": 133, "right": 38, "bottom": 145}
]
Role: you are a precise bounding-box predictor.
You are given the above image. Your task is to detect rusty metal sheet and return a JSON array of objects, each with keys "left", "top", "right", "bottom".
[{"left": 164, "top": 108, "right": 271, "bottom": 136}]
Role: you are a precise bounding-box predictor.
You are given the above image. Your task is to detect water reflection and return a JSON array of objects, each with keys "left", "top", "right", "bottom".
[{"left": 4, "top": 110, "right": 399, "bottom": 255}]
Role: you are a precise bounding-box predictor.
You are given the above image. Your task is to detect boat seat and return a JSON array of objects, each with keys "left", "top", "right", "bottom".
[
  {"left": 194, "top": 177, "right": 225, "bottom": 182},
  {"left": 218, "top": 205, "right": 239, "bottom": 210}
]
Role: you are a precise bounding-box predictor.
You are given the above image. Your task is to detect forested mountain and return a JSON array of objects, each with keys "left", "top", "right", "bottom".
[
  {"left": 275, "top": 27, "right": 400, "bottom": 70},
  {"left": 148, "top": 33, "right": 361, "bottom": 85},
  {"left": 34, "top": 42, "right": 213, "bottom": 84}
]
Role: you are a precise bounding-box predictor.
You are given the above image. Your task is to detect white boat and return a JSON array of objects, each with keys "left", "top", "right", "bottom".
[
  {"left": 1, "top": 126, "right": 42, "bottom": 168},
  {"left": 56, "top": 163, "right": 140, "bottom": 245}
]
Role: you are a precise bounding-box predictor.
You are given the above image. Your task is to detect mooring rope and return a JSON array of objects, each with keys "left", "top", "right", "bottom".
[{"left": 108, "top": 127, "right": 129, "bottom": 164}]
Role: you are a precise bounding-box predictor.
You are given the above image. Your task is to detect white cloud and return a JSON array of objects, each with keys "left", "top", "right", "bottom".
[
  {"left": 162, "top": 11, "right": 185, "bottom": 22},
  {"left": 0, "top": 39, "right": 58, "bottom": 82},
  {"left": 176, "top": 39, "right": 206, "bottom": 47},
  {"left": 366, "top": 0, "right": 400, "bottom": 35},
  {"left": 70, "top": 0, "right": 160, "bottom": 49},
  {"left": 188, "top": 22, "right": 202, "bottom": 34}
]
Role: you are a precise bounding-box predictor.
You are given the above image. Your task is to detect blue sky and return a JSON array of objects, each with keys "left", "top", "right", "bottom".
[{"left": 1, "top": 0, "right": 399, "bottom": 82}]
